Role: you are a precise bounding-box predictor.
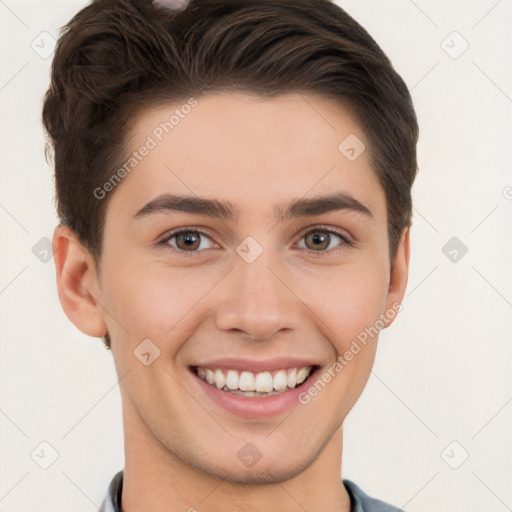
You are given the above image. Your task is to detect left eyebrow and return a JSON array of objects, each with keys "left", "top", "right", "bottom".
[
  {"left": 132, "top": 192, "right": 373, "bottom": 222},
  {"left": 274, "top": 192, "right": 373, "bottom": 221}
]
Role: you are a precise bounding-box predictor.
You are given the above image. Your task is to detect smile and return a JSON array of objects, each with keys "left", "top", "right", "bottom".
[{"left": 192, "top": 366, "right": 316, "bottom": 397}]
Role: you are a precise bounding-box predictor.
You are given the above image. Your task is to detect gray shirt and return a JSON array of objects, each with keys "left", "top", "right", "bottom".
[{"left": 100, "top": 470, "right": 404, "bottom": 511}]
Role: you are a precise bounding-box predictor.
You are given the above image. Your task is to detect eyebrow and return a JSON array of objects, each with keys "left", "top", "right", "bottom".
[{"left": 133, "top": 192, "right": 373, "bottom": 222}]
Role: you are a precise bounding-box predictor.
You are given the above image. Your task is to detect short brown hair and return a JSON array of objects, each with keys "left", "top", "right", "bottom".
[{"left": 43, "top": 0, "right": 418, "bottom": 274}]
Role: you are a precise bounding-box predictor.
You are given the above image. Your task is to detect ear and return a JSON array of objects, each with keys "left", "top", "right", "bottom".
[
  {"left": 383, "top": 227, "right": 410, "bottom": 328},
  {"left": 52, "top": 224, "right": 107, "bottom": 337}
]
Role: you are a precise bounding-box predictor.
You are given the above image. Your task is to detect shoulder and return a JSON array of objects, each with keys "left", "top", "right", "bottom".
[
  {"left": 343, "top": 479, "right": 405, "bottom": 512},
  {"left": 99, "top": 470, "right": 124, "bottom": 512}
]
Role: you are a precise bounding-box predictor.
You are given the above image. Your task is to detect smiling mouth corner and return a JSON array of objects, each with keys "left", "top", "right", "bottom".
[{"left": 190, "top": 364, "right": 319, "bottom": 397}]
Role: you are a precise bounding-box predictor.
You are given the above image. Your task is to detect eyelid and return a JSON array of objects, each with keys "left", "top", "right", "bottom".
[
  {"left": 291, "top": 224, "right": 354, "bottom": 252},
  {"left": 156, "top": 226, "right": 220, "bottom": 252}
]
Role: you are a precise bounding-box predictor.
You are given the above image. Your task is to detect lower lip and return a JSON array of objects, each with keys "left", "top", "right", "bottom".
[{"left": 190, "top": 367, "right": 320, "bottom": 420}]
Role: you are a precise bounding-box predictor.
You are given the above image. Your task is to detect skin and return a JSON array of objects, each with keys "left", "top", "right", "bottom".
[{"left": 53, "top": 92, "right": 410, "bottom": 512}]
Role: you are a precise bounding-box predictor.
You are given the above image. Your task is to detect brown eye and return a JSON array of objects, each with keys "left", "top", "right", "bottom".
[
  {"left": 304, "top": 230, "right": 331, "bottom": 251},
  {"left": 175, "top": 231, "right": 201, "bottom": 251},
  {"left": 160, "top": 229, "right": 217, "bottom": 253},
  {"left": 297, "top": 228, "right": 349, "bottom": 252}
]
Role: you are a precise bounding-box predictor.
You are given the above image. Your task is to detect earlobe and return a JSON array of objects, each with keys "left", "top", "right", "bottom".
[
  {"left": 52, "top": 224, "right": 107, "bottom": 338},
  {"left": 383, "top": 227, "right": 411, "bottom": 328}
]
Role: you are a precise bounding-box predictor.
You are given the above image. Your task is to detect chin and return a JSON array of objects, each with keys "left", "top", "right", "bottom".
[{"left": 188, "top": 447, "right": 319, "bottom": 486}]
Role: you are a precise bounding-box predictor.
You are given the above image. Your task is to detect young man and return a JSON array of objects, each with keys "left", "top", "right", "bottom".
[{"left": 43, "top": 0, "right": 418, "bottom": 510}]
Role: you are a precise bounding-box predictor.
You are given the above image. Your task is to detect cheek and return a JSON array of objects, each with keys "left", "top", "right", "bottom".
[
  {"left": 319, "top": 262, "right": 389, "bottom": 353},
  {"left": 311, "top": 265, "right": 389, "bottom": 411},
  {"left": 101, "top": 258, "right": 215, "bottom": 347}
]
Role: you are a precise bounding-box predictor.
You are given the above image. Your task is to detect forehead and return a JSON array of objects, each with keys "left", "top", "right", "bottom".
[{"left": 109, "top": 92, "right": 386, "bottom": 220}]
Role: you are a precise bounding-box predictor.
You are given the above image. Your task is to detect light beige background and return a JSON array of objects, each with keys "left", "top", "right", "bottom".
[{"left": 0, "top": 0, "right": 511, "bottom": 510}]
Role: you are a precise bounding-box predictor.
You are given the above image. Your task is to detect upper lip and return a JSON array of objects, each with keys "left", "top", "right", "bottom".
[{"left": 190, "top": 357, "right": 320, "bottom": 373}]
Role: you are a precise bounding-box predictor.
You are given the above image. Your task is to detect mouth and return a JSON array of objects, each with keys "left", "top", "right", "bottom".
[{"left": 190, "top": 365, "right": 319, "bottom": 398}]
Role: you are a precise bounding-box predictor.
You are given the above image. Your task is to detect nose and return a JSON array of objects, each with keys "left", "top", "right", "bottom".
[{"left": 215, "top": 255, "right": 301, "bottom": 341}]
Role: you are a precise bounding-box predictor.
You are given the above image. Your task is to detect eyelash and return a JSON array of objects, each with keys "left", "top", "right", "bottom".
[{"left": 156, "top": 225, "right": 355, "bottom": 257}]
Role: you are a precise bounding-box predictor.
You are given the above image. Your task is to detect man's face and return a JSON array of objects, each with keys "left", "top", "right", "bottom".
[{"left": 96, "top": 92, "right": 406, "bottom": 483}]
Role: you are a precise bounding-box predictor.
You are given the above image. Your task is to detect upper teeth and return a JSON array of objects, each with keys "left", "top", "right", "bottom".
[{"left": 195, "top": 366, "right": 313, "bottom": 393}]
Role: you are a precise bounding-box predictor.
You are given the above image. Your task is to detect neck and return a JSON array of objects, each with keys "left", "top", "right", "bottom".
[{"left": 120, "top": 404, "right": 351, "bottom": 512}]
